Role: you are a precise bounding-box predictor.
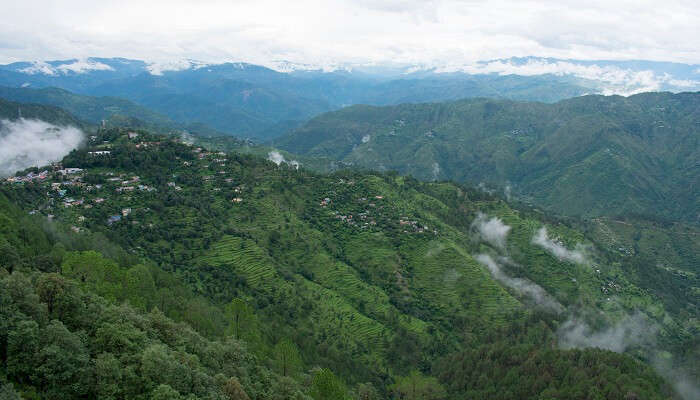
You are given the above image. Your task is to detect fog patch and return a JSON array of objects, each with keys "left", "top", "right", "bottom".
[
  {"left": 179, "top": 132, "right": 195, "bottom": 145},
  {"left": 652, "top": 357, "right": 700, "bottom": 400},
  {"left": 532, "top": 227, "right": 587, "bottom": 264},
  {"left": 0, "top": 119, "right": 84, "bottom": 177},
  {"left": 559, "top": 311, "right": 698, "bottom": 399},
  {"left": 504, "top": 184, "right": 512, "bottom": 200},
  {"left": 558, "top": 312, "right": 656, "bottom": 353},
  {"left": 267, "top": 150, "right": 300, "bottom": 169},
  {"left": 432, "top": 162, "right": 440, "bottom": 180},
  {"left": 472, "top": 213, "right": 511, "bottom": 249},
  {"left": 476, "top": 254, "right": 563, "bottom": 313}
]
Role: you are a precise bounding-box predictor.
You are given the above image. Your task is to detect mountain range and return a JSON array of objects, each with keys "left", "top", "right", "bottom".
[
  {"left": 276, "top": 92, "right": 700, "bottom": 223},
  {"left": 0, "top": 54, "right": 698, "bottom": 399},
  {"left": 1, "top": 57, "right": 699, "bottom": 139}
]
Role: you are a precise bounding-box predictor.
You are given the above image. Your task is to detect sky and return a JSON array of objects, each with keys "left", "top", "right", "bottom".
[{"left": 0, "top": 0, "right": 699, "bottom": 66}]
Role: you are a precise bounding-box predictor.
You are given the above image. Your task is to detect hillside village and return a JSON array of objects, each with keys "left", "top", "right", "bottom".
[{"left": 3, "top": 128, "right": 439, "bottom": 246}]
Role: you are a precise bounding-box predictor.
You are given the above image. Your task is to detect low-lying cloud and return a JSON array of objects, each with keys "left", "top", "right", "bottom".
[
  {"left": 532, "top": 227, "right": 587, "bottom": 264},
  {"left": 557, "top": 312, "right": 657, "bottom": 353},
  {"left": 267, "top": 150, "right": 300, "bottom": 169},
  {"left": 559, "top": 311, "right": 698, "bottom": 400},
  {"left": 18, "top": 59, "right": 113, "bottom": 75},
  {"left": 451, "top": 59, "right": 700, "bottom": 95},
  {"left": 476, "top": 253, "right": 563, "bottom": 313},
  {"left": 472, "top": 213, "right": 511, "bottom": 249},
  {"left": 0, "top": 119, "right": 84, "bottom": 177}
]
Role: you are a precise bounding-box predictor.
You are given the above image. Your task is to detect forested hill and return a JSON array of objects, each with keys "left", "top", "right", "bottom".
[
  {"left": 0, "top": 87, "right": 228, "bottom": 135},
  {"left": 276, "top": 92, "right": 700, "bottom": 223},
  {"left": 0, "top": 97, "right": 85, "bottom": 127},
  {"left": 1, "top": 127, "right": 696, "bottom": 399}
]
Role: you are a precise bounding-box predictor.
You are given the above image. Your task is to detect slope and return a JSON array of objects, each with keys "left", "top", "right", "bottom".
[
  {"left": 2, "top": 126, "right": 694, "bottom": 398},
  {"left": 276, "top": 92, "right": 700, "bottom": 223}
]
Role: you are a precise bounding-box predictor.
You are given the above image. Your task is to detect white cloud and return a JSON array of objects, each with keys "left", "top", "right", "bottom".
[
  {"left": 476, "top": 253, "right": 563, "bottom": 312},
  {"left": 267, "top": 150, "right": 300, "bottom": 169},
  {"left": 0, "top": 119, "right": 84, "bottom": 177},
  {"left": 558, "top": 312, "right": 657, "bottom": 352},
  {"left": 532, "top": 227, "right": 587, "bottom": 264},
  {"left": 18, "top": 61, "right": 57, "bottom": 75},
  {"left": 146, "top": 59, "right": 210, "bottom": 75},
  {"left": 56, "top": 59, "right": 113, "bottom": 74},
  {"left": 17, "top": 59, "right": 114, "bottom": 75},
  {"left": 455, "top": 59, "right": 700, "bottom": 95},
  {"left": 268, "top": 150, "right": 285, "bottom": 165},
  {"left": 473, "top": 213, "right": 511, "bottom": 249},
  {"left": 0, "top": 1, "right": 699, "bottom": 67}
]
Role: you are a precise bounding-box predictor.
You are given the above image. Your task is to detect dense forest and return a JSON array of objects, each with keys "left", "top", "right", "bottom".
[{"left": 1, "top": 126, "right": 695, "bottom": 399}]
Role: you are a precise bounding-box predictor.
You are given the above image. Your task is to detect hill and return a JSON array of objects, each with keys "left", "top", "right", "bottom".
[
  {"left": 1, "top": 126, "right": 696, "bottom": 399},
  {"left": 0, "top": 86, "right": 227, "bottom": 136},
  {"left": 0, "top": 97, "right": 85, "bottom": 127},
  {"left": 276, "top": 92, "right": 700, "bottom": 223},
  {"left": 0, "top": 58, "right": 598, "bottom": 139}
]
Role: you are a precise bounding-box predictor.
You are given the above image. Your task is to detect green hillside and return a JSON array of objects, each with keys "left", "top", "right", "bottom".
[
  {"left": 0, "top": 86, "right": 225, "bottom": 135},
  {"left": 0, "top": 97, "right": 85, "bottom": 127},
  {"left": 276, "top": 92, "right": 700, "bottom": 223},
  {"left": 1, "top": 127, "right": 695, "bottom": 399}
]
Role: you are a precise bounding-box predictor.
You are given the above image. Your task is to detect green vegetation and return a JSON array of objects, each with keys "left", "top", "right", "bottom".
[
  {"left": 0, "top": 86, "right": 225, "bottom": 135},
  {"left": 276, "top": 92, "right": 700, "bottom": 223},
  {"left": 0, "top": 97, "right": 85, "bottom": 127},
  {"left": 0, "top": 127, "right": 693, "bottom": 399}
]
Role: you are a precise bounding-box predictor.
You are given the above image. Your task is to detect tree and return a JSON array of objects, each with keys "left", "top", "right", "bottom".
[
  {"left": 225, "top": 298, "right": 255, "bottom": 340},
  {"left": 33, "top": 320, "right": 90, "bottom": 399},
  {"left": 222, "top": 377, "right": 250, "bottom": 400},
  {"left": 124, "top": 264, "right": 156, "bottom": 310},
  {"left": 273, "top": 338, "right": 302, "bottom": 377},
  {"left": 94, "top": 352, "right": 122, "bottom": 400},
  {"left": 391, "top": 371, "right": 446, "bottom": 400},
  {"left": 0, "top": 239, "right": 19, "bottom": 272},
  {"left": 355, "top": 383, "right": 379, "bottom": 400},
  {"left": 6, "top": 319, "right": 39, "bottom": 383},
  {"left": 310, "top": 368, "right": 346, "bottom": 400},
  {"left": 0, "top": 383, "right": 22, "bottom": 400},
  {"left": 150, "top": 384, "right": 182, "bottom": 400}
]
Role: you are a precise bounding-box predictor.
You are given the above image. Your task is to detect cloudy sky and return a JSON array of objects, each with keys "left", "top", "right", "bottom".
[{"left": 1, "top": 0, "right": 699, "bottom": 66}]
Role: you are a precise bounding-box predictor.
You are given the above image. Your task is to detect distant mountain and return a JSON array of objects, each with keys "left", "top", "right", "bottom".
[
  {"left": 277, "top": 92, "right": 700, "bottom": 223},
  {"left": 0, "top": 86, "right": 172, "bottom": 125},
  {"left": 2, "top": 57, "right": 698, "bottom": 140},
  {"left": 0, "top": 97, "right": 84, "bottom": 127},
  {"left": 0, "top": 86, "right": 229, "bottom": 136}
]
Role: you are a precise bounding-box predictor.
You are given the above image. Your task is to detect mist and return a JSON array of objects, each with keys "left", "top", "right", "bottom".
[
  {"left": 475, "top": 253, "right": 563, "bottom": 313},
  {"left": 557, "top": 312, "right": 657, "bottom": 353},
  {"left": 267, "top": 150, "right": 300, "bottom": 169},
  {"left": 472, "top": 213, "right": 511, "bottom": 249},
  {"left": 0, "top": 119, "right": 84, "bottom": 177},
  {"left": 532, "top": 227, "right": 587, "bottom": 264}
]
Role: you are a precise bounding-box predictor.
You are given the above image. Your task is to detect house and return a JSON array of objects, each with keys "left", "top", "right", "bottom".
[
  {"left": 107, "top": 215, "right": 121, "bottom": 225},
  {"left": 231, "top": 197, "right": 243, "bottom": 203},
  {"left": 122, "top": 208, "right": 131, "bottom": 217},
  {"left": 128, "top": 132, "right": 139, "bottom": 139},
  {"left": 58, "top": 168, "right": 83, "bottom": 175}
]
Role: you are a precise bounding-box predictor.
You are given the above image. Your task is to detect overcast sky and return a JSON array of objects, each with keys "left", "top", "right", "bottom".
[{"left": 1, "top": 0, "right": 699, "bottom": 66}]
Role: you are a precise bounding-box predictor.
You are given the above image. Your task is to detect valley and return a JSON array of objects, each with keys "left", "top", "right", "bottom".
[{"left": 1, "top": 125, "right": 696, "bottom": 399}]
